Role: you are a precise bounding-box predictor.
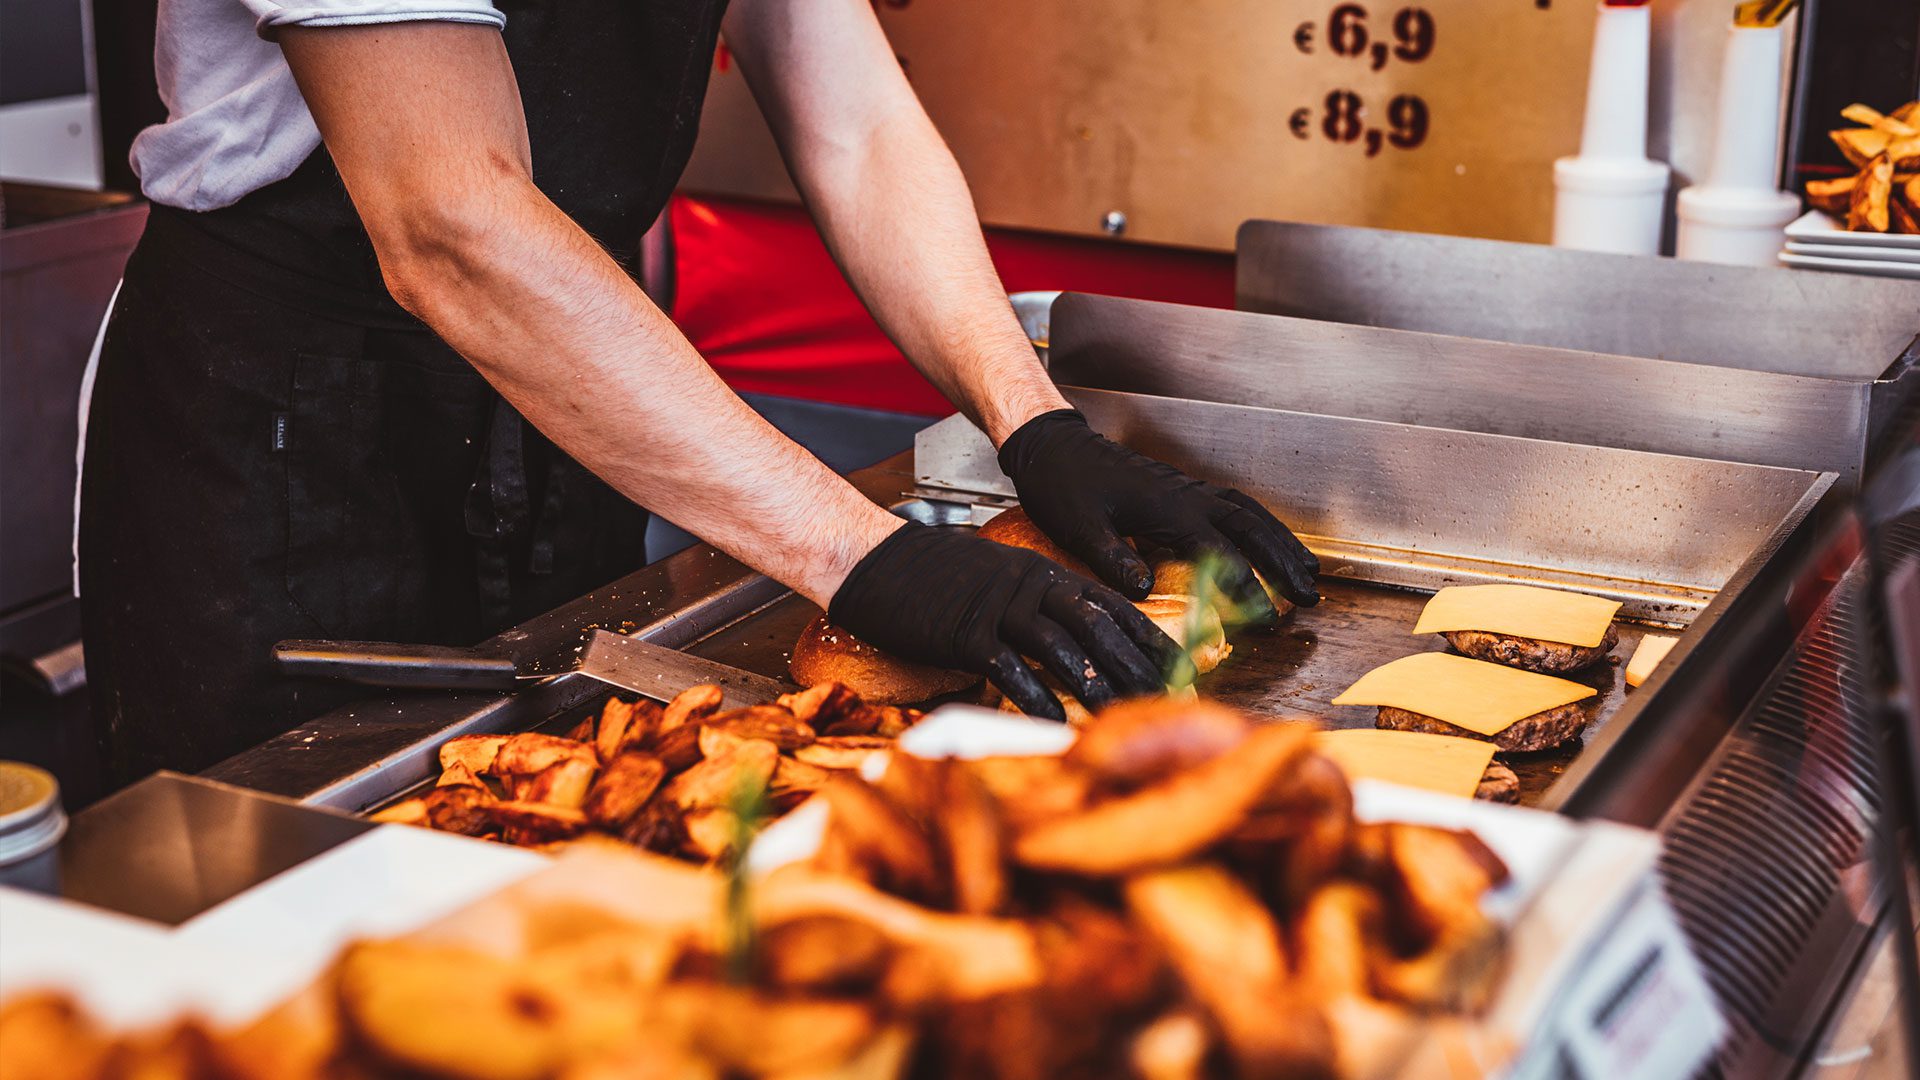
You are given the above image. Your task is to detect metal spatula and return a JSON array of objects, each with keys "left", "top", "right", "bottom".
[{"left": 273, "top": 628, "right": 791, "bottom": 708}]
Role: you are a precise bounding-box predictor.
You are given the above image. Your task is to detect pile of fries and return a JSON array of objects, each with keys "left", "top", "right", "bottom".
[
  {"left": 0, "top": 698, "right": 1512, "bottom": 1080},
  {"left": 1805, "top": 101, "right": 1920, "bottom": 233},
  {"left": 373, "top": 682, "right": 920, "bottom": 861},
  {"left": 799, "top": 698, "right": 1510, "bottom": 1078}
]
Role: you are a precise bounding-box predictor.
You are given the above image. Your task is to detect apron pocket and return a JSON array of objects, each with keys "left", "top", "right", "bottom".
[{"left": 284, "top": 352, "right": 404, "bottom": 636}]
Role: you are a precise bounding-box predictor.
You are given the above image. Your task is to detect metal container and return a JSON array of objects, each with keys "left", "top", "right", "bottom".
[
  {"left": 0, "top": 761, "right": 67, "bottom": 893},
  {"left": 1041, "top": 291, "right": 1900, "bottom": 491},
  {"left": 1234, "top": 220, "right": 1920, "bottom": 380}
]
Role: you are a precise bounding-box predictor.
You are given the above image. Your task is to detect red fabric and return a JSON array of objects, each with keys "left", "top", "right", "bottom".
[{"left": 669, "top": 194, "right": 1234, "bottom": 416}]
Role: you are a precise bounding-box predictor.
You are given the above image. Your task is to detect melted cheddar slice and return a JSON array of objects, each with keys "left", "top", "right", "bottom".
[
  {"left": 1315, "top": 729, "right": 1496, "bottom": 799},
  {"left": 1625, "top": 634, "right": 1679, "bottom": 688},
  {"left": 1331, "top": 652, "right": 1596, "bottom": 736},
  {"left": 1412, "top": 584, "right": 1622, "bottom": 648}
]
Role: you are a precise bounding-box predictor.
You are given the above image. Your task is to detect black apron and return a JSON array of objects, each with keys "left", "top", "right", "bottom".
[{"left": 80, "top": 0, "right": 729, "bottom": 786}]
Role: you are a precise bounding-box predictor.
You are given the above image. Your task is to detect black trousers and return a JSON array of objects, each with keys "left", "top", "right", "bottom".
[{"left": 79, "top": 210, "right": 650, "bottom": 787}]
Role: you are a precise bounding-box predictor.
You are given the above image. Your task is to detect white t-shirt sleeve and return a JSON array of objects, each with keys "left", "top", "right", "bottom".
[{"left": 240, "top": 1, "right": 504, "bottom": 38}]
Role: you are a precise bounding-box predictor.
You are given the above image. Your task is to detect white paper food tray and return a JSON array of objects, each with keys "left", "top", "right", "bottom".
[{"left": 0, "top": 823, "right": 542, "bottom": 1028}]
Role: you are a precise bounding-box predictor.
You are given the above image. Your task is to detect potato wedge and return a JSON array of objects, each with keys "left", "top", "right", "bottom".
[
  {"left": 1850, "top": 152, "right": 1894, "bottom": 231},
  {"left": 656, "top": 984, "right": 881, "bottom": 1076},
  {"left": 655, "top": 721, "right": 707, "bottom": 772},
  {"left": 770, "top": 754, "right": 835, "bottom": 812},
  {"left": 1240, "top": 751, "right": 1355, "bottom": 904},
  {"left": 1842, "top": 102, "right": 1920, "bottom": 138},
  {"left": 440, "top": 760, "right": 485, "bottom": 789},
  {"left": 1893, "top": 194, "right": 1920, "bottom": 234},
  {"left": 620, "top": 799, "right": 689, "bottom": 854},
  {"left": 1380, "top": 824, "right": 1509, "bottom": 946},
  {"left": 584, "top": 751, "right": 667, "bottom": 830},
  {"left": 439, "top": 733, "right": 508, "bottom": 776},
  {"left": 817, "top": 703, "right": 885, "bottom": 738},
  {"left": 0, "top": 993, "right": 111, "bottom": 1080},
  {"left": 1125, "top": 865, "right": 1333, "bottom": 1079},
  {"left": 756, "top": 872, "right": 1042, "bottom": 1001},
  {"left": 778, "top": 682, "right": 860, "bottom": 728},
  {"left": 425, "top": 782, "right": 496, "bottom": 836},
  {"left": 757, "top": 914, "right": 893, "bottom": 993},
  {"left": 820, "top": 776, "right": 943, "bottom": 901},
  {"left": 936, "top": 762, "right": 1008, "bottom": 916},
  {"left": 705, "top": 706, "right": 817, "bottom": 751},
  {"left": 594, "top": 698, "right": 637, "bottom": 762},
  {"left": 338, "top": 941, "right": 562, "bottom": 1080},
  {"left": 794, "top": 736, "right": 893, "bottom": 772},
  {"left": 697, "top": 723, "right": 751, "bottom": 761},
  {"left": 1125, "top": 864, "right": 1287, "bottom": 988},
  {"left": 1130, "top": 1010, "right": 1211, "bottom": 1080},
  {"left": 481, "top": 799, "right": 590, "bottom": 844},
  {"left": 1805, "top": 173, "right": 1856, "bottom": 213},
  {"left": 369, "top": 797, "right": 428, "bottom": 826},
  {"left": 680, "top": 806, "right": 739, "bottom": 862},
  {"left": 767, "top": 1022, "right": 915, "bottom": 1080},
  {"left": 1293, "top": 883, "right": 1381, "bottom": 999},
  {"left": 660, "top": 684, "right": 725, "bottom": 734},
  {"left": 1372, "top": 919, "right": 1506, "bottom": 1012},
  {"left": 1014, "top": 722, "right": 1313, "bottom": 875},
  {"left": 559, "top": 1043, "right": 721, "bottom": 1080},
  {"left": 1063, "top": 697, "right": 1251, "bottom": 791},
  {"left": 521, "top": 755, "right": 599, "bottom": 809},
  {"left": 1833, "top": 126, "right": 1890, "bottom": 168},
  {"left": 1033, "top": 892, "right": 1165, "bottom": 1016},
  {"left": 494, "top": 732, "right": 598, "bottom": 779},
  {"left": 661, "top": 739, "right": 779, "bottom": 812}
]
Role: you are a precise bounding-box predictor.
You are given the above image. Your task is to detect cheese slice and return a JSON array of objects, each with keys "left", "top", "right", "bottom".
[
  {"left": 1625, "top": 633, "right": 1679, "bottom": 688},
  {"left": 1314, "top": 729, "right": 1497, "bottom": 799},
  {"left": 1413, "top": 584, "right": 1622, "bottom": 648},
  {"left": 1331, "top": 652, "right": 1596, "bottom": 736}
]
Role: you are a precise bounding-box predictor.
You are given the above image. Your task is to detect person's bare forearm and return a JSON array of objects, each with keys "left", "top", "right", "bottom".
[
  {"left": 725, "top": 1, "right": 1067, "bottom": 447},
  {"left": 800, "top": 114, "right": 1068, "bottom": 446},
  {"left": 377, "top": 175, "right": 899, "bottom": 607}
]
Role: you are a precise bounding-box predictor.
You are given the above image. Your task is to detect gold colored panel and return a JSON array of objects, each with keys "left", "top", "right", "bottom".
[{"left": 681, "top": 1, "right": 1598, "bottom": 249}]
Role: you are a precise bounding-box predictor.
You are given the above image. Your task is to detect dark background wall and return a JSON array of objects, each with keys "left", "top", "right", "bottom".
[{"left": 0, "top": 0, "right": 89, "bottom": 106}]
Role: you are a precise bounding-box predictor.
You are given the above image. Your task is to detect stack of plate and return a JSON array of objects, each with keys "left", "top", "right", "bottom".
[{"left": 1779, "top": 209, "right": 1920, "bottom": 279}]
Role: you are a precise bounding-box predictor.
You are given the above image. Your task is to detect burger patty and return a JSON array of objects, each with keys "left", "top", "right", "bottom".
[
  {"left": 1375, "top": 702, "right": 1591, "bottom": 754},
  {"left": 1475, "top": 761, "right": 1521, "bottom": 803},
  {"left": 1443, "top": 626, "right": 1619, "bottom": 674}
]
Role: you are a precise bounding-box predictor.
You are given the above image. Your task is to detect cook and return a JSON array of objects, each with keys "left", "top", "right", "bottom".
[{"left": 78, "top": 0, "right": 1320, "bottom": 785}]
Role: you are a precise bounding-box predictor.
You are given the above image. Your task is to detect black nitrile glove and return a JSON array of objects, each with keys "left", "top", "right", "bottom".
[
  {"left": 998, "top": 409, "right": 1320, "bottom": 620},
  {"left": 829, "top": 522, "right": 1182, "bottom": 721}
]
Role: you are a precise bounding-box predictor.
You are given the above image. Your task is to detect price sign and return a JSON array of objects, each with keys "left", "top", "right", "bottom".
[{"left": 684, "top": 1, "right": 1597, "bottom": 247}]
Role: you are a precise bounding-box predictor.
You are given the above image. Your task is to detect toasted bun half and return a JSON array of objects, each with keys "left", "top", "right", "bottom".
[
  {"left": 1135, "top": 595, "right": 1232, "bottom": 674},
  {"left": 789, "top": 615, "right": 982, "bottom": 706},
  {"left": 994, "top": 594, "right": 1230, "bottom": 723},
  {"left": 1150, "top": 559, "right": 1294, "bottom": 620},
  {"left": 977, "top": 507, "right": 1099, "bottom": 578},
  {"left": 982, "top": 509, "right": 1297, "bottom": 622}
]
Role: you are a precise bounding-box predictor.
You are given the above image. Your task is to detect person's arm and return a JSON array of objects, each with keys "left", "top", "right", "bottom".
[
  {"left": 722, "top": 0, "right": 1322, "bottom": 614},
  {"left": 279, "top": 23, "right": 896, "bottom": 609},
  {"left": 276, "top": 23, "right": 1175, "bottom": 718},
  {"left": 719, "top": 0, "right": 1066, "bottom": 448}
]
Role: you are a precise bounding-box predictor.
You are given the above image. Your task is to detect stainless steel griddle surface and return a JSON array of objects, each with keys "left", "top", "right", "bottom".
[{"left": 681, "top": 577, "right": 1659, "bottom": 808}]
